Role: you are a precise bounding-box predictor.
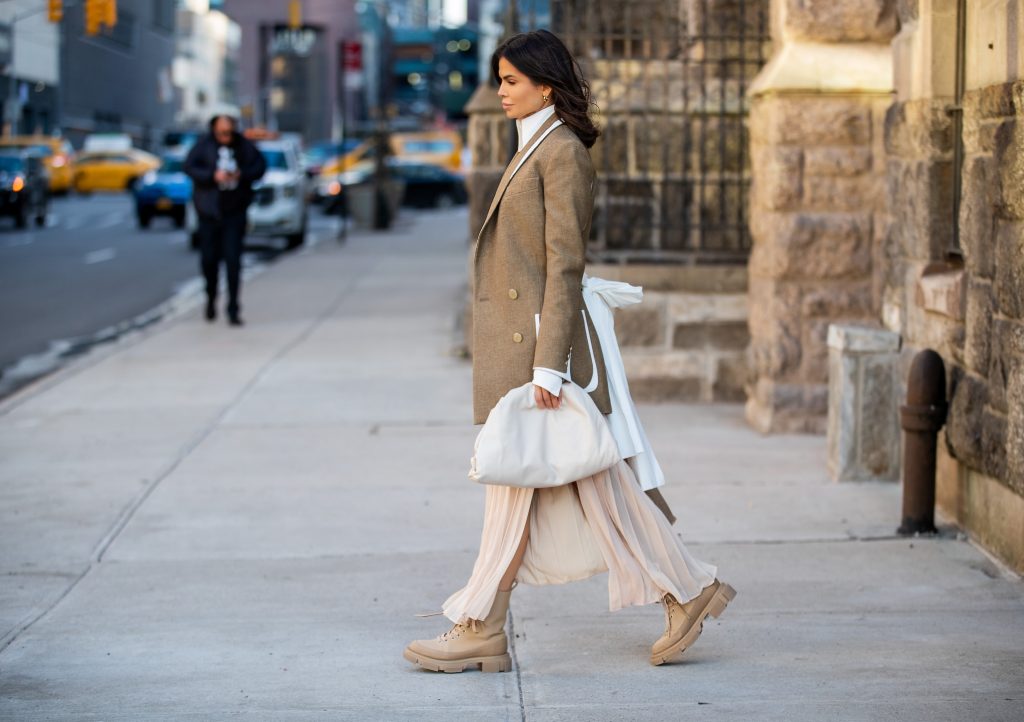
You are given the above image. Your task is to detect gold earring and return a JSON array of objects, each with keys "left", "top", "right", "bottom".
[{"left": 542, "top": 95, "right": 549, "bottom": 103}]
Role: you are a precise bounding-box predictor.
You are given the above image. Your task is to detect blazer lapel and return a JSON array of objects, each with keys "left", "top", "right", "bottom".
[{"left": 476, "top": 112, "right": 562, "bottom": 242}]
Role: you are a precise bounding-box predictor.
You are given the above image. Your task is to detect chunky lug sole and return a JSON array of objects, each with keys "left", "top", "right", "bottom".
[
  {"left": 403, "top": 647, "right": 512, "bottom": 673},
  {"left": 650, "top": 583, "right": 736, "bottom": 666}
]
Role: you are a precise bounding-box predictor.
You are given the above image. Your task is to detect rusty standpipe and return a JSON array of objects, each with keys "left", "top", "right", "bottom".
[{"left": 897, "top": 350, "right": 948, "bottom": 535}]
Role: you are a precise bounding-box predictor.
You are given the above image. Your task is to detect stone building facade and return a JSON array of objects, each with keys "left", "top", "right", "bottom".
[
  {"left": 885, "top": 0, "right": 1024, "bottom": 571},
  {"left": 747, "top": 0, "right": 1024, "bottom": 571},
  {"left": 745, "top": 2, "right": 897, "bottom": 433}
]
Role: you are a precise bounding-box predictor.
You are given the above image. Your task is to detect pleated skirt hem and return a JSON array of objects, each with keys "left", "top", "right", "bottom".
[{"left": 442, "top": 459, "right": 717, "bottom": 624}]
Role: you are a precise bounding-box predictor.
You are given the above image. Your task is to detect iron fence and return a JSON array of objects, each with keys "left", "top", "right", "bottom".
[{"left": 544, "top": 0, "right": 769, "bottom": 264}]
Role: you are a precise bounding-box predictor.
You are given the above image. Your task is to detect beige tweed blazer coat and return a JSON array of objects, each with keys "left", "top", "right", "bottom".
[{"left": 471, "top": 112, "right": 612, "bottom": 424}]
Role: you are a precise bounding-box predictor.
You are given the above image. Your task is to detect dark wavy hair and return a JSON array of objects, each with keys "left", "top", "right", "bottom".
[{"left": 491, "top": 30, "right": 600, "bottom": 148}]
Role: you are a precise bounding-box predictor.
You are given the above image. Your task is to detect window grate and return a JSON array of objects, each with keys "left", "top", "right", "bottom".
[{"left": 544, "top": 0, "right": 770, "bottom": 265}]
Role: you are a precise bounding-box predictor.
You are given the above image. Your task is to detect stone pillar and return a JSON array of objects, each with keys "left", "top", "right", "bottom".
[
  {"left": 744, "top": 0, "right": 898, "bottom": 433},
  {"left": 826, "top": 324, "right": 901, "bottom": 481},
  {"left": 464, "top": 84, "right": 510, "bottom": 239}
]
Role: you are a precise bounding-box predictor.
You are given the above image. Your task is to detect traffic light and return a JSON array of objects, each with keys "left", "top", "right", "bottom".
[
  {"left": 288, "top": 0, "right": 302, "bottom": 29},
  {"left": 84, "top": 0, "right": 116, "bottom": 37},
  {"left": 47, "top": 0, "right": 63, "bottom": 23},
  {"left": 84, "top": 0, "right": 102, "bottom": 35},
  {"left": 103, "top": 0, "right": 117, "bottom": 28}
]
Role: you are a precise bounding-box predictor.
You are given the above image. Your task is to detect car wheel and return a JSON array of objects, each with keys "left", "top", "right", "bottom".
[
  {"left": 172, "top": 209, "right": 186, "bottom": 229},
  {"left": 285, "top": 229, "right": 305, "bottom": 249},
  {"left": 435, "top": 193, "right": 455, "bottom": 209},
  {"left": 125, "top": 177, "right": 138, "bottom": 192},
  {"left": 14, "top": 203, "right": 27, "bottom": 229},
  {"left": 138, "top": 211, "right": 152, "bottom": 229},
  {"left": 190, "top": 231, "right": 200, "bottom": 250},
  {"left": 34, "top": 205, "right": 46, "bottom": 227}
]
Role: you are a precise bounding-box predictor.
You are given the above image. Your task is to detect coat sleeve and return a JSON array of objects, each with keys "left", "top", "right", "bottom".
[
  {"left": 183, "top": 140, "right": 215, "bottom": 187},
  {"left": 533, "top": 139, "right": 595, "bottom": 373},
  {"left": 238, "top": 140, "right": 267, "bottom": 185}
]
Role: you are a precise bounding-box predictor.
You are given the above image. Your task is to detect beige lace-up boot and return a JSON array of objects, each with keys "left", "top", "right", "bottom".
[
  {"left": 650, "top": 579, "right": 736, "bottom": 666},
  {"left": 403, "top": 588, "right": 513, "bottom": 673}
]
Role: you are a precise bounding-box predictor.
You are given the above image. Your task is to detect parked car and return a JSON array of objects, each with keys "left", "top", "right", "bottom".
[
  {"left": 247, "top": 140, "right": 308, "bottom": 248},
  {"left": 320, "top": 158, "right": 466, "bottom": 214},
  {"left": 73, "top": 149, "right": 161, "bottom": 193},
  {"left": 186, "top": 139, "right": 308, "bottom": 250},
  {"left": 390, "top": 131, "right": 463, "bottom": 173},
  {"left": 389, "top": 160, "right": 467, "bottom": 208},
  {"left": 0, "top": 151, "right": 49, "bottom": 228},
  {"left": 133, "top": 153, "right": 192, "bottom": 228},
  {"left": 302, "top": 139, "right": 361, "bottom": 181},
  {"left": 0, "top": 136, "right": 75, "bottom": 194}
]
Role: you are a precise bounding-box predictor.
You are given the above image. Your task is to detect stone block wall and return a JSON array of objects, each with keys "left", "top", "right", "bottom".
[
  {"left": 940, "top": 81, "right": 1024, "bottom": 525},
  {"left": 588, "top": 264, "right": 750, "bottom": 402},
  {"left": 741, "top": 0, "right": 898, "bottom": 434},
  {"left": 882, "top": 0, "right": 1024, "bottom": 572},
  {"left": 745, "top": 92, "right": 892, "bottom": 432}
]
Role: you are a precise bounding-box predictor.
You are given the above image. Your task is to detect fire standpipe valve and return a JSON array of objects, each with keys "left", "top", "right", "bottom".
[{"left": 897, "top": 349, "right": 948, "bottom": 535}]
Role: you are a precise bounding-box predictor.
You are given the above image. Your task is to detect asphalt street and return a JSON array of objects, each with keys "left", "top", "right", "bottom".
[{"left": 0, "top": 193, "right": 339, "bottom": 398}]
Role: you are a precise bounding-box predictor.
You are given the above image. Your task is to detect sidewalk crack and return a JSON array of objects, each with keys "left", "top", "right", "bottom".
[{"left": 508, "top": 609, "right": 527, "bottom": 722}]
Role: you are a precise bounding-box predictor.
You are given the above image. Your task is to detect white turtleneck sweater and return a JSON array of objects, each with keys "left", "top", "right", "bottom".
[
  {"left": 516, "top": 103, "right": 556, "bottom": 152},
  {"left": 514, "top": 104, "right": 573, "bottom": 398}
]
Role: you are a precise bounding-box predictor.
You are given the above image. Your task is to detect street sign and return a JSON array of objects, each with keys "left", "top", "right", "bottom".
[
  {"left": 271, "top": 26, "right": 317, "bottom": 57},
  {"left": 343, "top": 41, "right": 362, "bottom": 70}
]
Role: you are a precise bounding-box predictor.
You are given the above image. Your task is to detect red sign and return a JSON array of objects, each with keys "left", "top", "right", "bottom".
[{"left": 343, "top": 41, "right": 362, "bottom": 71}]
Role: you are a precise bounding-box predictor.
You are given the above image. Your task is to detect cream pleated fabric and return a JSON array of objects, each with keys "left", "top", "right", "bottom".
[{"left": 442, "top": 460, "right": 717, "bottom": 624}]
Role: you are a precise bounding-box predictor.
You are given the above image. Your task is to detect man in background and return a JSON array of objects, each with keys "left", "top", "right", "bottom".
[{"left": 184, "top": 115, "right": 266, "bottom": 326}]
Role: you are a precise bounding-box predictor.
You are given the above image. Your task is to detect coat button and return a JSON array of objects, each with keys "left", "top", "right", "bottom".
[
  {"left": 512, "top": 332, "right": 523, "bottom": 343},
  {"left": 508, "top": 288, "right": 518, "bottom": 300}
]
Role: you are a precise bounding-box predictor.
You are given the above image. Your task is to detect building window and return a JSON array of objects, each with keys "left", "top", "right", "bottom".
[
  {"left": 153, "top": 0, "right": 175, "bottom": 33},
  {"left": 85, "top": 9, "right": 136, "bottom": 48}
]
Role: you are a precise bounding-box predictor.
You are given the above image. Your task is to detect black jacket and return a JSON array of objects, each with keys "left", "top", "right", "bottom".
[{"left": 183, "top": 132, "right": 266, "bottom": 219}]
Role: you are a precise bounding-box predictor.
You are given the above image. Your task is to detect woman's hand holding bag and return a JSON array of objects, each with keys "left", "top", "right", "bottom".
[{"left": 468, "top": 381, "right": 621, "bottom": 489}]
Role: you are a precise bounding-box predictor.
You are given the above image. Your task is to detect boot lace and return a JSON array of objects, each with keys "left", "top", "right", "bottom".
[{"left": 438, "top": 618, "right": 480, "bottom": 641}]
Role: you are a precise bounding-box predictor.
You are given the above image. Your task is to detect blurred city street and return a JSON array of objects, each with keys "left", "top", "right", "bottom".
[
  {"left": 0, "top": 207, "right": 1021, "bottom": 720},
  {"left": 0, "top": 0, "right": 1021, "bottom": 718},
  {"left": 0, "top": 193, "right": 340, "bottom": 397}
]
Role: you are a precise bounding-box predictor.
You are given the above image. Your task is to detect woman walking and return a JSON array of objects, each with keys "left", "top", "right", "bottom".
[{"left": 404, "top": 29, "right": 734, "bottom": 673}]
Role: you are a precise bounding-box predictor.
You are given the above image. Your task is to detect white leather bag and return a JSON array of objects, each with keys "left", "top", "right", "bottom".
[{"left": 468, "top": 381, "right": 621, "bottom": 488}]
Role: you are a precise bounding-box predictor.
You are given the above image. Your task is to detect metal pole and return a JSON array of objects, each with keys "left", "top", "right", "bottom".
[{"left": 897, "top": 349, "right": 948, "bottom": 535}]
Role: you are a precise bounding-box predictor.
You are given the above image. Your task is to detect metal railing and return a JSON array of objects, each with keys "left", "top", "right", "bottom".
[{"left": 546, "top": 0, "right": 770, "bottom": 264}]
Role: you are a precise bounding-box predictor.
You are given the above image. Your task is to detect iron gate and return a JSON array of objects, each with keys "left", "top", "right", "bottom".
[{"left": 537, "top": 0, "right": 769, "bottom": 264}]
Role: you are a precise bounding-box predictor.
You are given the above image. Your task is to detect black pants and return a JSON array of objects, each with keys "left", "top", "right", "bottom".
[{"left": 198, "top": 213, "right": 246, "bottom": 315}]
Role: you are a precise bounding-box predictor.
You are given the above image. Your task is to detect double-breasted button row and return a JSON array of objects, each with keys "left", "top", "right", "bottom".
[
  {"left": 508, "top": 288, "right": 519, "bottom": 300},
  {"left": 512, "top": 332, "right": 523, "bottom": 343}
]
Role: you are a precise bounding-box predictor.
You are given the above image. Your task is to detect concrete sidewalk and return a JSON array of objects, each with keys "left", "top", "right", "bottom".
[{"left": 1, "top": 208, "right": 1021, "bottom": 721}]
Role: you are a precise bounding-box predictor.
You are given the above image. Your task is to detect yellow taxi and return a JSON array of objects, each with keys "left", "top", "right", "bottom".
[
  {"left": 315, "top": 130, "right": 463, "bottom": 204},
  {"left": 73, "top": 149, "right": 160, "bottom": 193},
  {"left": 391, "top": 131, "right": 463, "bottom": 172},
  {"left": 0, "top": 135, "right": 76, "bottom": 193},
  {"left": 319, "top": 130, "right": 463, "bottom": 176}
]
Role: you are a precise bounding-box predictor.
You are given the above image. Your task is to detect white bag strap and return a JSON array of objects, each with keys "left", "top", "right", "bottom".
[
  {"left": 509, "top": 119, "right": 563, "bottom": 183},
  {"left": 533, "top": 309, "right": 598, "bottom": 393},
  {"left": 578, "top": 309, "right": 599, "bottom": 393}
]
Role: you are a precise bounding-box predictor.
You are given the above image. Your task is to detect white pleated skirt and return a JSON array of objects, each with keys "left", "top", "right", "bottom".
[{"left": 442, "top": 459, "right": 717, "bottom": 624}]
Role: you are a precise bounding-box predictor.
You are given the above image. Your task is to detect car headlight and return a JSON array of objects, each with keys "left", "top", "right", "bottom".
[{"left": 142, "top": 171, "right": 157, "bottom": 185}]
